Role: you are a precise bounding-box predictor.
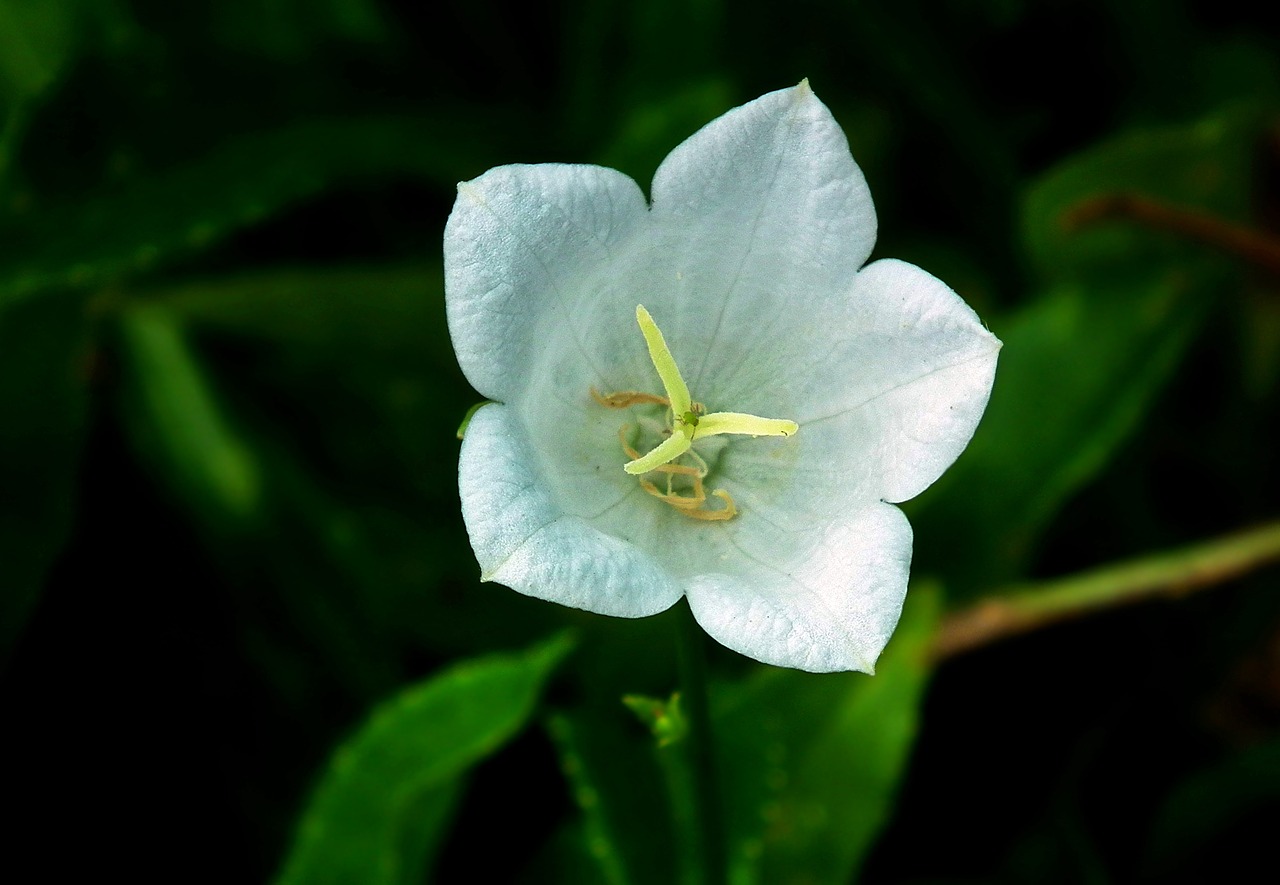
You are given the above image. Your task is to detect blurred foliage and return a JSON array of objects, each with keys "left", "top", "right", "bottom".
[
  {"left": 721, "top": 588, "right": 941, "bottom": 885},
  {"left": 0, "top": 292, "right": 90, "bottom": 664},
  {"left": 275, "top": 632, "right": 573, "bottom": 885},
  {"left": 1, "top": 1, "right": 1278, "bottom": 883}
]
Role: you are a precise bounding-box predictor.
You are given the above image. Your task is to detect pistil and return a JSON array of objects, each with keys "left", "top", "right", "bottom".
[{"left": 591, "top": 305, "right": 798, "bottom": 520}]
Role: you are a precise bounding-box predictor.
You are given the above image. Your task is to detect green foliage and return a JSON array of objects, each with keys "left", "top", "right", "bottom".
[
  {"left": 1144, "top": 740, "right": 1280, "bottom": 879},
  {"left": 210, "top": 0, "right": 390, "bottom": 58},
  {"left": 148, "top": 265, "right": 454, "bottom": 371},
  {"left": 118, "top": 306, "right": 262, "bottom": 526},
  {"left": 0, "top": 115, "right": 499, "bottom": 309},
  {"left": 1023, "top": 110, "right": 1259, "bottom": 279},
  {"left": 912, "top": 276, "right": 1204, "bottom": 589},
  {"left": 622, "top": 692, "right": 689, "bottom": 747},
  {"left": 0, "top": 293, "right": 91, "bottom": 663},
  {"left": 2, "top": 3, "right": 1278, "bottom": 883},
  {"left": 547, "top": 709, "right": 677, "bottom": 885},
  {"left": 0, "top": 0, "right": 76, "bottom": 109},
  {"left": 274, "top": 632, "right": 575, "bottom": 885},
  {"left": 716, "top": 587, "right": 941, "bottom": 885},
  {"left": 913, "top": 107, "right": 1264, "bottom": 592}
]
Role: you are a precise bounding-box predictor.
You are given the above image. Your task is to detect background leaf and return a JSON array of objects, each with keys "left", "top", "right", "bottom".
[
  {"left": 0, "top": 292, "right": 91, "bottom": 663},
  {"left": 2, "top": 4, "right": 1278, "bottom": 882},
  {"left": 911, "top": 107, "right": 1263, "bottom": 593},
  {"left": 117, "top": 305, "right": 262, "bottom": 527},
  {"left": 0, "top": 114, "right": 504, "bottom": 308},
  {"left": 274, "top": 631, "right": 575, "bottom": 885},
  {"left": 545, "top": 708, "right": 676, "bottom": 885},
  {"left": 1143, "top": 739, "right": 1280, "bottom": 881},
  {"left": 911, "top": 275, "right": 1205, "bottom": 591},
  {"left": 716, "top": 585, "right": 942, "bottom": 885}
]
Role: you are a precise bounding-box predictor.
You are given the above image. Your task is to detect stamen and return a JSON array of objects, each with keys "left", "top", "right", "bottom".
[
  {"left": 616, "top": 425, "right": 736, "bottom": 519},
  {"left": 590, "top": 387, "right": 670, "bottom": 409},
  {"left": 680, "top": 489, "right": 736, "bottom": 521}
]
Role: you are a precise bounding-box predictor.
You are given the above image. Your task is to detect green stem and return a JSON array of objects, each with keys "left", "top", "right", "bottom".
[
  {"left": 667, "top": 598, "right": 725, "bottom": 885},
  {"left": 932, "top": 519, "right": 1280, "bottom": 659}
]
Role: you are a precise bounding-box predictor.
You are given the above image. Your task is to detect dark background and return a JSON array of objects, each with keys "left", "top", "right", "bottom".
[{"left": 1, "top": 1, "right": 1277, "bottom": 882}]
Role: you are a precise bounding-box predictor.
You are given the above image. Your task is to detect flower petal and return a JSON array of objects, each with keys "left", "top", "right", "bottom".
[
  {"left": 646, "top": 81, "right": 876, "bottom": 393},
  {"left": 459, "top": 403, "right": 684, "bottom": 618},
  {"left": 804, "top": 258, "right": 1001, "bottom": 504},
  {"left": 444, "top": 163, "right": 649, "bottom": 402},
  {"left": 719, "top": 258, "right": 1000, "bottom": 512},
  {"left": 684, "top": 501, "right": 912, "bottom": 673}
]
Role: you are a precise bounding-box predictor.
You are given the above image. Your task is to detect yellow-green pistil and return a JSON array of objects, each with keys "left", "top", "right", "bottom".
[{"left": 593, "top": 305, "right": 798, "bottom": 519}]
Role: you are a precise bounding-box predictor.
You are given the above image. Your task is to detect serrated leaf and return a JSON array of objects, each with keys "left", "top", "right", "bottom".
[
  {"left": 275, "top": 632, "right": 575, "bottom": 885},
  {"left": 716, "top": 586, "right": 941, "bottom": 885}
]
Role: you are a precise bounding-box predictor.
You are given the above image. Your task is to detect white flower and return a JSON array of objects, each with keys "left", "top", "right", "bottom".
[{"left": 445, "top": 82, "right": 1000, "bottom": 673}]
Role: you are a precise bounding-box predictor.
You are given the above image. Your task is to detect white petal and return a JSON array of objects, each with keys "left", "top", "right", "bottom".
[
  {"left": 645, "top": 81, "right": 876, "bottom": 397},
  {"left": 725, "top": 258, "right": 1000, "bottom": 511},
  {"left": 458, "top": 403, "right": 684, "bottom": 618},
  {"left": 684, "top": 501, "right": 912, "bottom": 673},
  {"left": 444, "top": 164, "right": 649, "bottom": 402},
  {"left": 444, "top": 85, "right": 1000, "bottom": 673}
]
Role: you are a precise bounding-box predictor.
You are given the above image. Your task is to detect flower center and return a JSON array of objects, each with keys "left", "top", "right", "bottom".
[{"left": 590, "top": 304, "right": 798, "bottom": 520}]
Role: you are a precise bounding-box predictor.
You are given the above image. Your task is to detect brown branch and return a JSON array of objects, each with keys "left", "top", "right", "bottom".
[
  {"left": 1061, "top": 193, "right": 1280, "bottom": 277},
  {"left": 932, "top": 520, "right": 1280, "bottom": 661}
]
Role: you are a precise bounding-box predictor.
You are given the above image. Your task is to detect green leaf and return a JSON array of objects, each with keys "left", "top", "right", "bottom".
[
  {"left": 546, "top": 708, "right": 676, "bottom": 885},
  {"left": 119, "top": 270, "right": 558, "bottom": 665},
  {"left": 910, "top": 275, "right": 1204, "bottom": 590},
  {"left": 143, "top": 264, "right": 455, "bottom": 372},
  {"left": 1023, "top": 107, "right": 1259, "bottom": 281},
  {"left": 594, "top": 79, "right": 734, "bottom": 186},
  {"left": 716, "top": 585, "right": 941, "bottom": 885},
  {"left": 0, "top": 0, "right": 80, "bottom": 190},
  {"left": 116, "top": 304, "right": 421, "bottom": 699},
  {"left": 912, "top": 108, "right": 1263, "bottom": 592},
  {"left": 523, "top": 821, "right": 616, "bottom": 885},
  {"left": 117, "top": 305, "right": 262, "bottom": 528},
  {"left": 1143, "top": 740, "right": 1280, "bottom": 880},
  {"left": 0, "top": 292, "right": 91, "bottom": 663},
  {"left": 0, "top": 114, "right": 503, "bottom": 308},
  {"left": 139, "top": 262, "right": 470, "bottom": 514},
  {"left": 274, "top": 631, "right": 576, "bottom": 885},
  {"left": 0, "top": 0, "right": 77, "bottom": 107},
  {"left": 210, "top": 0, "right": 390, "bottom": 58},
  {"left": 560, "top": 0, "right": 726, "bottom": 152}
]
